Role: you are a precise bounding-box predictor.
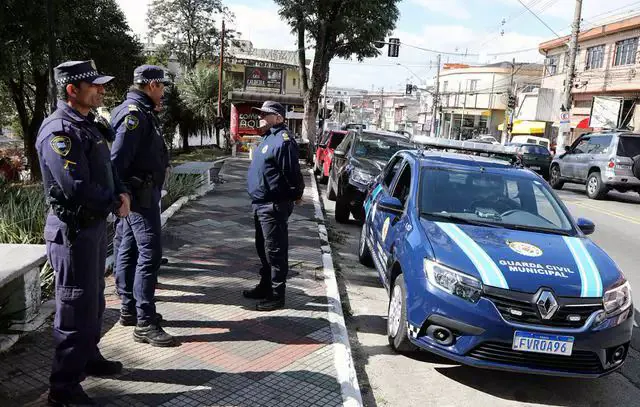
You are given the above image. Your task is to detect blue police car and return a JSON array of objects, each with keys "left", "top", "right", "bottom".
[{"left": 359, "top": 138, "right": 633, "bottom": 377}]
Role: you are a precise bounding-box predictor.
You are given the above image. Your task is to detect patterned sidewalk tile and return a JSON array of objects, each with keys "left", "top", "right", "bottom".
[{"left": 0, "top": 159, "right": 344, "bottom": 407}]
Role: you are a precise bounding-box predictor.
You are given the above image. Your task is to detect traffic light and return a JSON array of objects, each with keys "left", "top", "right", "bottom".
[
  {"left": 507, "top": 122, "right": 513, "bottom": 132},
  {"left": 507, "top": 94, "right": 516, "bottom": 109},
  {"left": 388, "top": 38, "right": 400, "bottom": 58},
  {"left": 406, "top": 84, "right": 413, "bottom": 96}
]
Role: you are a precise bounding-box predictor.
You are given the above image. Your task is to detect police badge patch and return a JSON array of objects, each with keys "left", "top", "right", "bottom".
[
  {"left": 125, "top": 114, "right": 139, "bottom": 130},
  {"left": 50, "top": 135, "right": 71, "bottom": 157},
  {"left": 282, "top": 132, "right": 290, "bottom": 141}
]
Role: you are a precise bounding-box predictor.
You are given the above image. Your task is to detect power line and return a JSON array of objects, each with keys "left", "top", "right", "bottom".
[{"left": 515, "top": 0, "right": 562, "bottom": 38}]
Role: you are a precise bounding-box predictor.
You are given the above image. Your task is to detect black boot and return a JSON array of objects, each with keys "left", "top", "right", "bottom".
[
  {"left": 85, "top": 358, "right": 123, "bottom": 377},
  {"left": 242, "top": 284, "right": 270, "bottom": 300},
  {"left": 256, "top": 296, "right": 285, "bottom": 311},
  {"left": 48, "top": 386, "right": 95, "bottom": 406},
  {"left": 120, "top": 311, "right": 163, "bottom": 327},
  {"left": 133, "top": 321, "right": 177, "bottom": 347}
]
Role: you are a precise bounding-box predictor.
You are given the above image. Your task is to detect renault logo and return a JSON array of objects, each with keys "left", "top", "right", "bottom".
[{"left": 536, "top": 290, "right": 559, "bottom": 320}]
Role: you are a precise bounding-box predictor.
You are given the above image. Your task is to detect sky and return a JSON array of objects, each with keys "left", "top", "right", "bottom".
[{"left": 116, "top": 0, "right": 640, "bottom": 92}]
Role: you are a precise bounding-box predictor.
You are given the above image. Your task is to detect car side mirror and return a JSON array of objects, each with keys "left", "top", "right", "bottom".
[
  {"left": 378, "top": 196, "right": 403, "bottom": 214},
  {"left": 334, "top": 150, "right": 346, "bottom": 158},
  {"left": 577, "top": 218, "right": 595, "bottom": 235},
  {"left": 564, "top": 145, "right": 571, "bottom": 153}
]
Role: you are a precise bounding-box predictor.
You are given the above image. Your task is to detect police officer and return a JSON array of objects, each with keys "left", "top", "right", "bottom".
[
  {"left": 110, "top": 65, "right": 175, "bottom": 346},
  {"left": 36, "top": 60, "right": 131, "bottom": 406},
  {"left": 244, "top": 101, "right": 305, "bottom": 311}
]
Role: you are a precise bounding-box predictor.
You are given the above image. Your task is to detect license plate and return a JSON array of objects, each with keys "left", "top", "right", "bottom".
[
  {"left": 512, "top": 331, "right": 574, "bottom": 356},
  {"left": 617, "top": 164, "right": 632, "bottom": 170},
  {"left": 530, "top": 166, "right": 541, "bottom": 170}
]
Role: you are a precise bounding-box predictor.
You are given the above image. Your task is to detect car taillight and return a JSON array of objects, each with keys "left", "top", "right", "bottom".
[{"left": 608, "top": 160, "right": 615, "bottom": 169}]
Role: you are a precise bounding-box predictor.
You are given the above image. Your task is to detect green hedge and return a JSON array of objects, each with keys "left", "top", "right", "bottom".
[{"left": 0, "top": 180, "right": 46, "bottom": 244}]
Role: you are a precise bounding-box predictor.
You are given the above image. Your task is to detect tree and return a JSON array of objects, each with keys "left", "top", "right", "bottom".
[
  {"left": 0, "top": 0, "right": 143, "bottom": 180},
  {"left": 274, "top": 0, "right": 400, "bottom": 145},
  {"left": 147, "top": 0, "right": 236, "bottom": 70}
]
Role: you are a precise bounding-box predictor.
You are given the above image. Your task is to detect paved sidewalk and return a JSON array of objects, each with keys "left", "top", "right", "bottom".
[{"left": 0, "top": 159, "right": 358, "bottom": 406}]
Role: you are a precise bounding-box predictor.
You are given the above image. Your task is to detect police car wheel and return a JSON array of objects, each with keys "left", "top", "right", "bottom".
[
  {"left": 358, "top": 223, "right": 374, "bottom": 268},
  {"left": 549, "top": 165, "right": 564, "bottom": 190},
  {"left": 387, "top": 275, "right": 416, "bottom": 352},
  {"left": 586, "top": 172, "right": 608, "bottom": 200}
]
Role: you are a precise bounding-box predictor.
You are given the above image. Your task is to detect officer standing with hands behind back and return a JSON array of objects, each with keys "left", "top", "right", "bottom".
[
  {"left": 36, "top": 60, "right": 131, "bottom": 406},
  {"left": 110, "top": 65, "right": 175, "bottom": 347},
  {"left": 244, "top": 101, "right": 305, "bottom": 311}
]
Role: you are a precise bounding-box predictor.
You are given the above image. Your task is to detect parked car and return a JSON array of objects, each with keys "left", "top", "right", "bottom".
[
  {"left": 326, "top": 130, "right": 414, "bottom": 223},
  {"left": 510, "top": 135, "right": 551, "bottom": 150},
  {"left": 549, "top": 132, "right": 640, "bottom": 199},
  {"left": 359, "top": 141, "right": 633, "bottom": 378},
  {"left": 475, "top": 134, "right": 500, "bottom": 144},
  {"left": 314, "top": 130, "right": 348, "bottom": 183},
  {"left": 508, "top": 143, "right": 552, "bottom": 179}
]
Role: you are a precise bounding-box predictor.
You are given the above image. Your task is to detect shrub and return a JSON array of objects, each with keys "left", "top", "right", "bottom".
[
  {"left": 0, "top": 182, "right": 46, "bottom": 244},
  {"left": 162, "top": 172, "right": 203, "bottom": 209}
]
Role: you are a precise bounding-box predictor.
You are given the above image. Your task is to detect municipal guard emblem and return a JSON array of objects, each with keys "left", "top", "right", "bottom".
[
  {"left": 282, "top": 132, "right": 290, "bottom": 141},
  {"left": 262, "top": 145, "right": 269, "bottom": 154},
  {"left": 507, "top": 241, "right": 543, "bottom": 257},
  {"left": 50, "top": 135, "right": 71, "bottom": 157},
  {"left": 125, "top": 114, "right": 139, "bottom": 130},
  {"left": 381, "top": 217, "right": 391, "bottom": 241}
]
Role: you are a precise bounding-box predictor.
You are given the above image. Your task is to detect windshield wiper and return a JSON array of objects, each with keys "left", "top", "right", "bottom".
[
  {"left": 420, "top": 212, "right": 501, "bottom": 228},
  {"left": 500, "top": 223, "right": 572, "bottom": 236}
]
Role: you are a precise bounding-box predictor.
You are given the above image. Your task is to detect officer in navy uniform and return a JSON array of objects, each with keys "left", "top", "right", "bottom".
[
  {"left": 244, "top": 101, "right": 305, "bottom": 311},
  {"left": 110, "top": 65, "right": 175, "bottom": 346},
  {"left": 36, "top": 60, "right": 131, "bottom": 406}
]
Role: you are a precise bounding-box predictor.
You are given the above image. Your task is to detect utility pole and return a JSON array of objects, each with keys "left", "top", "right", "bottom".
[
  {"left": 217, "top": 20, "right": 225, "bottom": 118},
  {"left": 377, "top": 87, "right": 385, "bottom": 128},
  {"left": 558, "top": 0, "right": 583, "bottom": 152},
  {"left": 501, "top": 58, "right": 516, "bottom": 144},
  {"left": 47, "top": 0, "right": 56, "bottom": 113},
  {"left": 431, "top": 54, "right": 441, "bottom": 137}
]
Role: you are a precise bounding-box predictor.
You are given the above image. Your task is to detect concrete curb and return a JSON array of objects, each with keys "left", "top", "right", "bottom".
[{"left": 308, "top": 168, "right": 364, "bottom": 407}]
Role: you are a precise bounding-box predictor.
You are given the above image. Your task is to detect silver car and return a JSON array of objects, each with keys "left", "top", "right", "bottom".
[{"left": 549, "top": 132, "right": 640, "bottom": 199}]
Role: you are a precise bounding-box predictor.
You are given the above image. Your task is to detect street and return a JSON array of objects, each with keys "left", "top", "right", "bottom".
[{"left": 318, "top": 178, "right": 640, "bottom": 407}]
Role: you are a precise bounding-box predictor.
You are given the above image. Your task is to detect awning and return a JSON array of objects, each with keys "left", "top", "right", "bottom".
[
  {"left": 228, "top": 91, "right": 304, "bottom": 105},
  {"left": 577, "top": 117, "right": 591, "bottom": 129},
  {"left": 498, "top": 120, "right": 546, "bottom": 134}
]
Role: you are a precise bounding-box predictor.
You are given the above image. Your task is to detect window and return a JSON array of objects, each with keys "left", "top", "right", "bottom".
[
  {"left": 383, "top": 157, "right": 404, "bottom": 188},
  {"left": 587, "top": 136, "right": 613, "bottom": 154},
  {"left": 335, "top": 133, "right": 353, "bottom": 153},
  {"left": 616, "top": 136, "right": 640, "bottom": 157},
  {"left": 586, "top": 45, "right": 605, "bottom": 70},
  {"left": 328, "top": 133, "right": 346, "bottom": 148},
  {"left": 545, "top": 55, "right": 559, "bottom": 76},
  {"left": 572, "top": 138, "right": 590, "bottom": 154},
  {"left": 614, "top": 38, "right": 638, "bottom": 66},
  {"left": 293, "top": 78, "right": 297, "bottom": 86},
  {"left": 392, "top": 164, "right": 412, "bottom": 208},
  {"left": 468, "top": 79, "right": 478, "bottom": 92}
]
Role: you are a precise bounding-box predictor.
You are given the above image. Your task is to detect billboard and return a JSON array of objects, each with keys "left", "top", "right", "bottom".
[
  {"left": 590, "top": 96, "right": 623, "bottom": 129},
  {"left": 230, "top": 103, "right": 263, "bottom": 137},
  {"left": 245, "top": 66, "right": 283, "bottom": 93}
]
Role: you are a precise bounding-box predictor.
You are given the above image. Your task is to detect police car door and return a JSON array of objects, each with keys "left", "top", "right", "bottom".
[
  {"left": 368, "top": 155, "right": 404, "bottom": 244},
  {"left": 377, "top": 161, "right": 412, "bottom": 282}
]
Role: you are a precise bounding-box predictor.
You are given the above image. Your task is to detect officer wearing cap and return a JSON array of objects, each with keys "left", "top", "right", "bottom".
[
  {"left": 244, "top": 101, "right": 305, "bottom": 311},
  {"left": 36, "top": 60, "right": 131, "bottom": 406},
  {"left": 110, "top": 65, "right": 175, "bottom": 346}
]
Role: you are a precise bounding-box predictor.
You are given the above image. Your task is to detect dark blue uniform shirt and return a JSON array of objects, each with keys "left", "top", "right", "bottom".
[
  {"left": 247, "top": 124, "right": 305, "bottom": 204},
  {"left": 36, "top": 100, "right": 126, "bottom": 216},
  {"left": 110, "top": 90, "right": 169, "bottom": 186}
]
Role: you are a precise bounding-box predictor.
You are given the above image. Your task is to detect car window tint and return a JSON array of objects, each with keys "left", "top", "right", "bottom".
[
  {"left": 526, "top": 138, "right": 536, "bottom": 144},
  {"left": 329, "top": 134, "right": 346, "bottom": 148},
  {"left": 573, "top": 138, "right": 590, "bottom": 154},
  {"left": 587, "top": 136, "right": 613, "bottom": 154},
  {"left": 392, "top": 164, "right": 412, "bottom": 207},
  {"left": 533, "top": 183, "right": 564, "bottom": 227},
  {"left": 320, "top": 132, "right": 331, "bottom": 145},
  {"left": 617, "top": 136, "right": 640, "bottom": 158},
  {"left": 383, "top": 156, "right": 403, "bottom": 188},
  {"left": 539, "top": 140, "right": 550, "bottom": 148},
  {"left": 521, "top": 145, "right": 550, "bottom": 155},
  {"left": 336, "top": 133, "right": 353, "bottom": 153}
]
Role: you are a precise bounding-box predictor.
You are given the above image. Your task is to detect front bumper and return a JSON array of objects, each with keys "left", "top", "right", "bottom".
[{"left": 406, "top": 279, "right": 634, "bottom": 378}]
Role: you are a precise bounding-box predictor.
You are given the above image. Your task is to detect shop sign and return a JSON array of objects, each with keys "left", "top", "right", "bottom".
[{"left": 245, "top": 66, "right": 283, "bottom": 92}]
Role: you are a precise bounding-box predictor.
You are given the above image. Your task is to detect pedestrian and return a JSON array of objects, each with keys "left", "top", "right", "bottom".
[
  {"left": 244, "top": 101, "right": 305, "bottom": 311},
  {"left": 110, "top": 65, "right": 175, "bottom": 346},
  {"left": 36, "top": 60, "right": 131, "bottom": 406}
]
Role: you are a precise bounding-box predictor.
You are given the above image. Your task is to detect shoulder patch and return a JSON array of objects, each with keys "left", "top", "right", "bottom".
[
  {"left": 282, "top": 132, "right": 290, "bottom": 141},
  {"left": 125, "top": 114, "right": 140, "bottom": 130},
  {"left": 128, "top": 104, "right": 139, "bottom": 112},
  {"left": 50, "top": 135, "right": 72, "bottom": 157}
]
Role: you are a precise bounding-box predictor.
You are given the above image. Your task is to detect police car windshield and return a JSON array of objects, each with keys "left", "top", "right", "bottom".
[
  {"left": 353, "top": 135, "right": 412, "bottom": 161},
  {"left": 419, "top": 168, "right": 575, "bottom": 235}
]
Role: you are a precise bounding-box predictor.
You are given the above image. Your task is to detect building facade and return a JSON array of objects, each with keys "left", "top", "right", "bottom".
[
  {"left": 438, "top": 62, "right": 543, "bottom": 139},
  {"left": 539, "top": 15, "right": 640, "bottom": 144}
]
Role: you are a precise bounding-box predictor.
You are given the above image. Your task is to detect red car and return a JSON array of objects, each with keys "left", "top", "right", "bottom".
[{"left": 314, "top": 130, "right": 347, "bottom": 183}]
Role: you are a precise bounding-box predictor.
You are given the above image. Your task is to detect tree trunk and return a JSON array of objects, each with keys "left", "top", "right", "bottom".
[{"left": 180, "top": 126, "right": 190, "bottom": 151}]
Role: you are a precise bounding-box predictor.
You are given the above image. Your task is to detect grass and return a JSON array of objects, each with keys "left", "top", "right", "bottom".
[{"left": 170, "top": 146, "right": 228, "bottom": 166}]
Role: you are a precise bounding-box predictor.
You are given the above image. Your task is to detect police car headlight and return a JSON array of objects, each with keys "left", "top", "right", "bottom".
[
  {"left": 424, "top": 259, "right": 482, "bottom": 303},
  {"left": 603, "top": 281, "right": 632, "bottom": 315},
  {"left": 351, "top": 169, "right": 374, "bottom": 185}
]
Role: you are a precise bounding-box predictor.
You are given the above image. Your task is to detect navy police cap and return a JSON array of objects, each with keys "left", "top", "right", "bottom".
[
  {"left": 54, "top": 60, "right": 114, "bottom": 86},
  {"left": 133, "top": 65, "right": 172, "bottom": 85},
  {"left": 252, "top": 101, "right": 286, "bottom": 118}
]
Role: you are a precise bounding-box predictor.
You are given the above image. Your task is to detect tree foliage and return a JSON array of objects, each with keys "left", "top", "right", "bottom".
[
  {"left": 273, "top": 0, "right": 400, "bottom": 143},
  {"left": 0, "top": 0, "right": 143, "bottom": 179},
  {"left": 147, "top": 0, "right": 237, "bottom": 70}
]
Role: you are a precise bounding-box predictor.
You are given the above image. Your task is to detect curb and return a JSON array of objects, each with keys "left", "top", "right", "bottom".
[{"left": 308, "top": 169, "right": 364, "bottom": 407}]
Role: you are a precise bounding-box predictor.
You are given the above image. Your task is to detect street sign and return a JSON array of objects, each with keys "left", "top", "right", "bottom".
[
  {"left": 560, "top": 111, "right": 569, "bottom": 122},
  {"left": 334, "top": 101, "right": 346, "bottom": 114}
]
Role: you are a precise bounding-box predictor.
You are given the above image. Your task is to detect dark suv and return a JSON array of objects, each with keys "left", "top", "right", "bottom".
[
  {"left": 550, "top": 132, "right": 640, "bottom": 199},
  {"left": 326, "top": 130, "right": 414, "bottom": 223}
]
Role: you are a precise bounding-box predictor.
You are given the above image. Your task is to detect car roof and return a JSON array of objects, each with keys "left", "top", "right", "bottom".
[
  {"left": 358, "top": 130, "right": 411, "bottom": 139},
  {"left": 328, "top": 130, "right": 348, "bottom": 135},
  {"left": 400, "top": 149, "right": 535, "bottom": 175}
]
